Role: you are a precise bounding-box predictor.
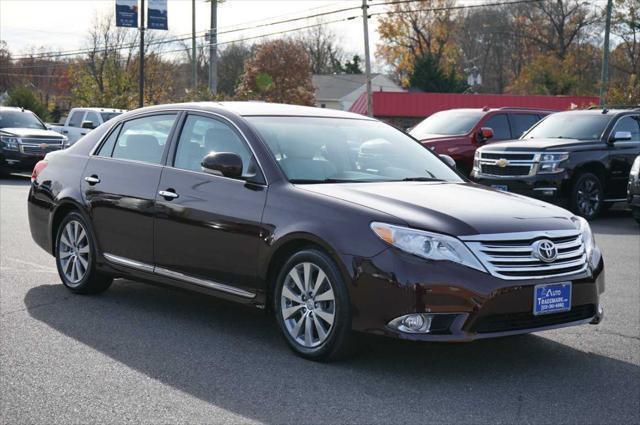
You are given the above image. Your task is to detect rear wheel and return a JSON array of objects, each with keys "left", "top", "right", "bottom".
[
  {"left": 274, "top": 249, "right": 353, "bottom": 361},
  {"left": 55, "top": 211, "right": 112, "bottom": 294},
  {"left": 571, "top": 172, "right": 604, "bottom": 220}
]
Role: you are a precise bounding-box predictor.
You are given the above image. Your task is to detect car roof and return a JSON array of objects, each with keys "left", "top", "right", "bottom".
[
  {"left": 73, "top": 107, "right": 127, "bottom": 113},
  {"left": 128, "top": 101, "right": 374, "bottom": 120},
  {"left": 0, "top": 106, "right": 34, "bottom": 113},
  {"left": 436, "top": 107, "right": 553, "bottom": 114},
  {"left": 552, "top": 109, "right": 639, "bottom": 116}
]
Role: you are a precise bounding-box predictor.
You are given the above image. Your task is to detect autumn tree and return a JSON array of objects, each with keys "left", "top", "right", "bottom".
[
  {"left": 608, "top": 0, "right": 640, "bottom": 104},
  {"left": 236, "top": 39, "right": 315, "bottom": 105},
  {"left": 218, "top": 43, "right": 253, "bottom": 96},
  {"left": 376, "top": 0, "right": 460, "bottom": 87},
  {"left": 409, "top": 52, "right": 467, "bottom": 92}
]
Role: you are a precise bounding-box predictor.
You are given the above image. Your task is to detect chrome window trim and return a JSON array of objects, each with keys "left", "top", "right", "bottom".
[
  {"left": 90, "top": 108, "right": 270, "bottom": 185},
  {"left": 103, "top": 253, "right": 256, "bottom": 299}
]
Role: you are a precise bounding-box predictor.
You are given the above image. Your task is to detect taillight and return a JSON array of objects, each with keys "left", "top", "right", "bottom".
[{"left": 31, "top": 160, "right": 48, "bottom": 182}]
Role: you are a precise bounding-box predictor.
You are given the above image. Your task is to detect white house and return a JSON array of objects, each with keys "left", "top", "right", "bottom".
[{"left": 312, "top": 74, "right": 404, "bottom": 111}]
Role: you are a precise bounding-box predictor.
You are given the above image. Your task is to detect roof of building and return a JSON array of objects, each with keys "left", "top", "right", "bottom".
[
  {"left": 312, "top": 74, "right": 382, "bottom": 101},
  {"left": 349, "top": 92, "right": 601, "bottom": 117}
]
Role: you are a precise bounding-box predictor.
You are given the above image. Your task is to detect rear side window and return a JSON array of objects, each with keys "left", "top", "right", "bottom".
[
  {"left": 511, "top": 114, "right": 540, "bottom": 138},
  {"left": 110, "top": 114, "right": 178, "bottom": 164},
  {"left": 96, "top": 125, "right": 121, "bottom": 157},
  {"left": 68, "top": 111, "right": 85, "bottom": 127},
  {"left": 483, "top": 114, "right": 511, "bottom": 140}
]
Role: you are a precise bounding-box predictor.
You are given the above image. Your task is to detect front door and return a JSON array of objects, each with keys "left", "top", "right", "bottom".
[
  {"left": 82, "top": 113, "right": 179, "bottom": 266},
  {"left": 154, "top": 113, "right": 267, "bottom": 296},
  {"left": 608, "top": 114, "right": 640, "bottom": 198}
]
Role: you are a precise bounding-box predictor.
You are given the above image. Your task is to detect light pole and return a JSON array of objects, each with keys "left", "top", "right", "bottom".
[
  {"left": 209, "top": 0, "right": 218, "bottom": 95},
  {"left": 599, "top": 0, "right": 613, "bottom": 106},
  {"left": 192, "top": 0, "right": 197, "bottom": 90},
  {"left": 362, "top": 0, "right": 373, "bottom": 117},
  {"left": 139, "top": 0, "right": 145, "bottom": 108}
]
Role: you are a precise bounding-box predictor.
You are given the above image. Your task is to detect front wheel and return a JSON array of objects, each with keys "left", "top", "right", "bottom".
[
  {"left": 571, "top": 172, "right": 604, "bottom": 220},
  {"left": 274, "top": 249, "right": 353, "bottom": 361},
  {"left": 55, "top": 211, "right": 112, "bottom": 294}
]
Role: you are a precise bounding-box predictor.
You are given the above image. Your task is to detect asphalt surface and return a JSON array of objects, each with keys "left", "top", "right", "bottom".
[{"left": 1, "top": 174, "right": 639, "bottom": 424}]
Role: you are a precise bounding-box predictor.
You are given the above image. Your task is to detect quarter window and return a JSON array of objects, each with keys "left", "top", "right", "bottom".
[
  {"left": 111, "top": 114, "right": 177, "bottom": 164},
  {"left": 96, "top": 124, "right": 121, "bottom": 157},
  {"left": 612, "top": 115, "right": 640, "bottom": 141},
  {"left": 483, "top": 114, "right": 511, "bottom": 140},
  {"left": 68, "top": 111, "right": 85, "bottom": 128},
  {"left": 174, "top": 115, "right": 255, "bottom": 177}
]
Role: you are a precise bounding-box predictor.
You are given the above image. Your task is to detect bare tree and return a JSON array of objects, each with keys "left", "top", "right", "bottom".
[{"left": 295, "top": 23, "right": 344, "bottom": 74}]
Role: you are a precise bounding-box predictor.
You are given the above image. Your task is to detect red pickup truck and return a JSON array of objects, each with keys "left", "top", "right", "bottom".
[{"left": 409, "top": 107, "right": 553, "bottom": 175}]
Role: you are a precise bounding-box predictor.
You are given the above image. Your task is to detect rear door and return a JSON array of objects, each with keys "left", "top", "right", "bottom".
[
  {"left": 82, "top": 113, "right": 179, "bottom": 267},
  {"left": 154, "top": 112, "right": 267, "bottom": 297}
]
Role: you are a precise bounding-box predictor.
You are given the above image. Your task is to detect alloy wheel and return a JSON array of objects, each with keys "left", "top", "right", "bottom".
[
  {"left": 280, "top": 262, "right": 336, "bottom": 348},
  {"left": 58, "top": 220, "right": 90, "bottom": 285},
  {"left": 576, "top": 176, "right": 601, "bottom": 218}
]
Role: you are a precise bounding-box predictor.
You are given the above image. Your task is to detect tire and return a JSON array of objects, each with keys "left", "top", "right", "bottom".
[
  {"left": 571, "top": 172, "right": 604, "bottom": 220},
  {"left": 55, "top": 211, "right": 112, "bottom": 294},
  {"left": 274, "top": 249, "right": 354, "bottom": 361}
]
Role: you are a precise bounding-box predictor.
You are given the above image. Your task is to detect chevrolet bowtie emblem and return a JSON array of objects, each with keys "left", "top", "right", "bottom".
[
  {"left": 496, "top": 158, "right": 509, "bottom": 168},
  {"left": 39, "top": 143, "right": 48, "bottom": 150}
]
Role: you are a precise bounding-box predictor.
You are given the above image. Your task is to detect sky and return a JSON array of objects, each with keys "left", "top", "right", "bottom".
[{"left": 0, "top": 0, "right": 381, "bottom": 62}]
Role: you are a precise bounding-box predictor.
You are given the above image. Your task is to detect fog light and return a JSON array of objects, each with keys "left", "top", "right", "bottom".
[{"left": 389, "top": 313, "right": 433, "bottom": 333}]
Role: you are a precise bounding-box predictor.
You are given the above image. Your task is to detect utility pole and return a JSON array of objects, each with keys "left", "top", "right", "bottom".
[
  {"left": 139, "top": 0, "right": 145, "bottom": 108},
  {"left": 362, "top": 0, "right": 373, "bottom": 117},
  {"left": 599, "top": 0, "right": 613, "bottom": 106},
  {"left": 209, "top": 0, "right": 218, "bottom": 95},
  {"left": 192, "top": 0, "right": 197, "bottom": 90}
]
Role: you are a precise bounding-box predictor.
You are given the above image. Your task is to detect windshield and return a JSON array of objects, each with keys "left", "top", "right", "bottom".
[
  {"left": 524, "top": 114, "right": 613, "bottom": 140},
  {"left": 410, "top": 110, "right": 484, "bottom": 139},
  {"left": 0, "top": 110, "right": 46, "bottom": 130},
  {"left": 101, "top": 112, "right": 123, "bottom": 122},
  {"left": 247, "top": 116, "right": 463, "bottom": 183}
]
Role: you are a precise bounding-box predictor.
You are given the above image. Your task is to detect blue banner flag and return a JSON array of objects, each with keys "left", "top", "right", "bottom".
[
  {"left": 148, "top": 0, "right": 168, "bottom": 30},
  {"left": 115, "top": 0, "right": 139, "bottom": 28}
]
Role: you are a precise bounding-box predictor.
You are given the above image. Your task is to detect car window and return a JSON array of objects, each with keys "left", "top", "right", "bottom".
[
  {"left": 612, "top": 115, "right": 640, "bottom": 141},
  {"left": 85, "top": 111, "right": 100, "bottom": 127},
  {"left": 409, "top": 110, "right": 484, "bottom": 138},
  {"left": 68, "top": 111, "right": 85, "bottom": 128},
  {"left": 511, "top": 114, "right": 540, "bottom": 138},
  {"left": 96, "top": 124, "right": 121, "bottom": 157},
  {"left": 483, "top": 114, "right": 511, "bottom": 140},
  {"left": 0, "top": 110, "right": 46, "bottom": 130},
  {"left": 524, "top": 113, "right": 613, "bottom": 140},
  {"left": 174, "top": 114, "right": 254, "bottom": 177},
  {"left": 111, "top": 114, "right": 177, "bottom": 164},
  {"left": 101, "top": 112, "right": 123, "bottom": 122}
]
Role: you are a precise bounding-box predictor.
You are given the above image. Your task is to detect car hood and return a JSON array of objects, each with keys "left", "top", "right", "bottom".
[
  {"left": 481, "top": 138, "right": 597, "bottom": 151},
  {"left": 0, "top": 127, "right": 65, "bottom": 139},
  {"left": 299, "top": 181, "right": 576, "bottom": 236}
]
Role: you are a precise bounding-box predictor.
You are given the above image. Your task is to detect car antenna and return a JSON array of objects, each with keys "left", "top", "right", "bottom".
[{"left": 601, "top": 108, "right": 608, "bottom": 114}]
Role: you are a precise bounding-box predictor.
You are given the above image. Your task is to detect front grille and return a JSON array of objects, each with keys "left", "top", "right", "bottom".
[
  {"left": 477, "top": 151, "right": 539, "bottom": 177},
  {"left": 481, "top": 164, "right": 531, "bottom": 176},
  {"left": 20, "top": 137, "right": 64, "bottom": 144},
  {"left": 473, "top": 304, "right": 596, "bottom": 333},
  {"left": 20, "top": 144, "right": 63, "bottom": 155},
  {"left": 462, "top": 229, "right": 588, "bottom": 280}
]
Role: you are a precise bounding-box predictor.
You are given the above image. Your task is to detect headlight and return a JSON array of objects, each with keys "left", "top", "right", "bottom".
[
  {"left": 572, "top": 216, "right": 601, "bottom": 271},
  {"left": 0, "top": 136, "right": 20, "bottom": 151},
  {"left": 61, "top": 136, "right": 70, "bottom": 149},
  {"left": 370, "top": 222, "right": 486, "bottom": 272},
  {"left": 631, "top": 156, "right": 640, "bottom": 178},
  {"left": 537, "top": 152, "right": 569, "bottom": 174},
  {"left": 473, "top": 150, "right": 481, "bottom": 171}
]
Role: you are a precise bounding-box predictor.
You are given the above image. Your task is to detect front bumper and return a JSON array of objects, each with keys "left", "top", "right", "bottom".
[
  {"left": 1, "top": 146, "right": 58, "bottom": 172},
  {"left": 471, "top": 170, "right": 572, "bottom": 205},
  {"left": 347, "top": 248, "right": 604, "bottom": 341}
]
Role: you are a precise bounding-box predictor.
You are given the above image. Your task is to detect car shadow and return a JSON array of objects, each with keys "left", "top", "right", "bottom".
[
  {"left": 25, "top": 281, "right": 640, "bottom": 424},
  {"left": 0, "top": 174, "right": 31, "bottom": 186},
  {"left": 591, "top": 206, "right": 639, "bottom": 235}
]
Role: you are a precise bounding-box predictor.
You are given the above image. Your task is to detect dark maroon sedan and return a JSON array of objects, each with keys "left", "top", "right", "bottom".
[{"left": 28, "top": 102, "right": 605, "bottom": 361}]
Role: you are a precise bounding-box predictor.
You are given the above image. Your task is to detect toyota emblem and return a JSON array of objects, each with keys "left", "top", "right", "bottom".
[{"left": 533, "top": 239, "right": 558, "bottom": 263}]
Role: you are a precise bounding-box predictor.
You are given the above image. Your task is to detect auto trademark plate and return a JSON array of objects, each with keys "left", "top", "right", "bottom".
[
  {"left": 491, "top": 185, "right": 509, "bottom": 191},
  {"left": 533, "top": 282, "right": 572, "bottom": 315}
]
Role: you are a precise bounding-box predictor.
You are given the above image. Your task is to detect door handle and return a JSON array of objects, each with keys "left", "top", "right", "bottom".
[
  {"left": 62, "top": 130, "right": 68, "bottom": 134},
  {"left": 84, "top": 175, "right": 100, "bottom": 185},
  {"left": 158, "top": 190, "right": 179, "bottom": 199},
  {"left": 81, "top": 132, "right": 87, "bottom": 136}
]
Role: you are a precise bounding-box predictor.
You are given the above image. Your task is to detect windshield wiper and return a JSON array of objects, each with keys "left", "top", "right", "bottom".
[
  {"left": 289, "top": 178, "right": 354, "bottom": 184},
  {"left": 400, "top": 177, "right": 444, "bottom": 182}
]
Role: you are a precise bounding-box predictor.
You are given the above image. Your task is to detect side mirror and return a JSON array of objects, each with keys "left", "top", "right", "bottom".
[
  {"left": 201, "top": 152, "right": 243, "bottom": 179},
  {"left": 477, "top": 127, "right": 494, "bottom": 143},
  {"left": 81, "top": 120, "right": 96, "bottom": 129},
  {"left": 439, "top": 154, "right": 456, "bottom": 169},
  {"left": 610, "top": 131, "right": 632, "bottom": 143}
]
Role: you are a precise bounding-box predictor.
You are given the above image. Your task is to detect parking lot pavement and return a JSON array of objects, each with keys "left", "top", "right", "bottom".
[{"left": 1, "top": 174, "right": 639, "bottom": 425}]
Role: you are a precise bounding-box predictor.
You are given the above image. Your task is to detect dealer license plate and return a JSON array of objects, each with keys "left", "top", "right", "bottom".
[
  {"left": 533, "top": 282, "right": 572, "bottom": 315},
  {"left": 491, "top": 185, "right": 509, "bottom": 191}
]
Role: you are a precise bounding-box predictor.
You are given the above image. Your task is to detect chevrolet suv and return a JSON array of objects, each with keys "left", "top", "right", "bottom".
[{"left": 472, "top": 109, "right": 640, "bottom": 219}]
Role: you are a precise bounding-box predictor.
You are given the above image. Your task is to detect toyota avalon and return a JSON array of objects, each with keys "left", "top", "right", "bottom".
[{"left": 28, "top": 102, "right": 605, "bottom": 361}]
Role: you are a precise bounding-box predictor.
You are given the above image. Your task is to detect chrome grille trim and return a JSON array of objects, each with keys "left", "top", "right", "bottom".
[
  {"left": 477, "top": 151, "right": 541, "bottom": 178},
  {"left": 462, "top": 230, "right": 588, "bottom": 280},
  {"left": 20, "top": 137, "right": 65, "bottom": 144}
]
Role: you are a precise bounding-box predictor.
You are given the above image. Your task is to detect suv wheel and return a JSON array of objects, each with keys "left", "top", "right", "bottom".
[
  {"left": 274, "top": 249, "right": 353, "bottom": 361},
  {"left": 571, "top": 172, "right": 603, "bottom": 220},
  {"left": 55, "top": 211, "right": 112, "bottom": 294}
]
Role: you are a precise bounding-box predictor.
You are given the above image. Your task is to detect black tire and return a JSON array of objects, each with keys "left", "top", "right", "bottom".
[
  {"left": 571, "top": 172, "right": 604, "bottom": 220},
  {"left": 55, "top": 211, "right": 112, "bottom": 294},
  {"left": 274, "top": 249, "right": 354, "bottom": 361}
]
